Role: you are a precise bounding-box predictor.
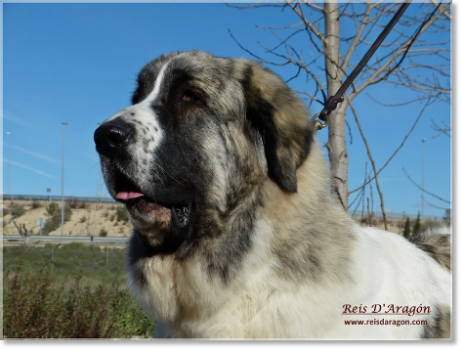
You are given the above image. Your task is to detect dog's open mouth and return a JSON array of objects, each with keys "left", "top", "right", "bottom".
[{"left": 113, "top": 171, "right": 190, "bottom": 229}]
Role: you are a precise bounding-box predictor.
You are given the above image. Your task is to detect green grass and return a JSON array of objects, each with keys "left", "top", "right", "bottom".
[
  {"left": 3, "top": 243, "right": 127, "bottom": 287},
  {"left": 3, "top": 243, "right": 155, "bottom": 339}
]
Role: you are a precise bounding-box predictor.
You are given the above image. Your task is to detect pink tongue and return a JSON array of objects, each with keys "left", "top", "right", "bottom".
[{"left": 116, "top": 191, "right": 145, "bottom": 201}]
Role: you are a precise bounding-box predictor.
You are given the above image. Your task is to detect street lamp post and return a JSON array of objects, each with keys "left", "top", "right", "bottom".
[
  {"left": 96, "top": 122, "right": 101, "bottom": 203},
  {"left": 421, "top": 138, "right": 426, "bottom": 217},
  {"left": 61, "top": 122, "right": 69, "bottom": 236},
  {"left": 5, "top": 132, "right": 11, "bottom": 194}
]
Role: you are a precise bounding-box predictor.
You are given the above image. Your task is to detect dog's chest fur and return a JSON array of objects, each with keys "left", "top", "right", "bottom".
[
  {"left": 128, "top": 149, "right": 450, "bottom": 339},
  {"left": 130, "top": 224, "right": 450, "bottom": 339}
]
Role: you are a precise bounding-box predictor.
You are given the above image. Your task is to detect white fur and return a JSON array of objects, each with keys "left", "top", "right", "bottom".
[
  {"left": 104, "top": 62, "right": 170, "bottom": 189},
  {"left": 129, "top": 220, "right": 450, "bottom": 339},
  {"left": 128, "top": 147, "right": 451, "bottom": 339}
]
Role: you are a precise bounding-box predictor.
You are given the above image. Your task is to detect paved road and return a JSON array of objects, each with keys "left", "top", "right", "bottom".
[{"left": 2, "top": 235, "right": 129, "bottom": 247}]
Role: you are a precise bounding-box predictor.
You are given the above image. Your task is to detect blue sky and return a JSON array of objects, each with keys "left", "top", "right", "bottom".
[{"left": 2, "top": 2, "right": 451, "bottom": 218}]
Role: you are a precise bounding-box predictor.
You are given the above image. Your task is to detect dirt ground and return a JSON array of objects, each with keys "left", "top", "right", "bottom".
[{"left": 1, "top": 200, "right": 132, "bottom": 237}]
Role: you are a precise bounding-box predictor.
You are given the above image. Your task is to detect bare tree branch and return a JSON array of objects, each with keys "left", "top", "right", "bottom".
[
  {"left": 286, "top": 1, "right": 326, "bottom": 47},
  {"left": 423, "top": 197, "right": 449, "bottom": 211},
  {"left": 349, "top": 97, "right": 432, "bottom": 195},
  {"left": 341, "top": 3, "right": 373, "bottom": 73},
  {"left": 431, "top": 0, "right": 451, "bottom": 20},
  {"left": 402, "top": 167, "right": 451, "bottom": 204},
  {"left": 349, "top": 102, "right": 388, "bottom": 230},
  {"left": 431, "top": 119, "right": 451, "bottom": 138},
  {"left": 366, "top": 92, "right": 439, "bottom": 107},
  {"left": 302, "top": 0, "right": 323, "bottom": 13},
  {"left": 348, "top": 3, "right": 449, "bottom": 102}
]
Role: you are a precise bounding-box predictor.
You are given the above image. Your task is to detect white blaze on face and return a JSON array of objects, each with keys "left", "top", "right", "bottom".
[{"left": 104, "top": 61, "right": 171, "bottom": 189}]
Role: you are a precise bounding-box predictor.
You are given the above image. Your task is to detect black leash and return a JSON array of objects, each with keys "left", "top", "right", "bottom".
[{"left": 314, "top": 2, "right": 411, "bottom": 130}]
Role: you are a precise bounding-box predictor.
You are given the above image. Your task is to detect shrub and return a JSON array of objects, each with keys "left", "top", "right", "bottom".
[
  {"left": 412, "top": 213, "right": 422, "bottom": 236},
  {"left": 116, "top": 206, "right": 129, "bottom": 223},
  {"left": 113, "top": 290, "right": 154, "bottom": 338},
  {"left": 45, "top": 202, "right": 59, "bottom": 217},
  {"left": 403, "top": 217, "right": 411, "bottom": 238},
  {"left": 79, "top": 216, "right": 87, "bottom": 224},
  {"left": 43, "top": 204, "right": 73, "bottom": 235},
  {"left": 9, "top": 204, "right": 26, "bottom": 219},
  {"left": 31, "top": 200, "right": 42, "bottom": 209},
  {"left": 3, "top": 268, "right": 154, "bottom": 338},
  {"left": 396, "top": 220, "right": 405, "bottom": 229},
  {"left": 99, "top": 229, "right": 108, "bottom": 237},
  {"left": 43, "top": 217, "right": 60, "bottom": 235},
  {"left": 443, "top": 208, "right": 451, "bottom": 226}
]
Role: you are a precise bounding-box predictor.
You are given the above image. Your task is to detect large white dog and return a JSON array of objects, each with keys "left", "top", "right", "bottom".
[{"left": 94, "top": 51, "right": 451, "bottom": 339}]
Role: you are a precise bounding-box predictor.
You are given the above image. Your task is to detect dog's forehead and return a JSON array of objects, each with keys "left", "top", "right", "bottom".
[
  {"left": 133, "top": 53, "right": 243, "bottom": 108},
  {"left": 141, "top": 52, "right": 235, "bottom": 89},
  {"left": 142, "top": 52, "right": 213, "bottom": 78}
]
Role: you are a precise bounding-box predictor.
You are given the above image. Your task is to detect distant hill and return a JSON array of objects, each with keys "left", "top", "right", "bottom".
[{"left": 2, "top": 199, "right": 131, "bottom": 237}]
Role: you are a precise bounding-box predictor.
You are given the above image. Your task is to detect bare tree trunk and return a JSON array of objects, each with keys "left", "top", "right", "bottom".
[{"left": 324, "top": 2, "right": 348, "bottom": 209}]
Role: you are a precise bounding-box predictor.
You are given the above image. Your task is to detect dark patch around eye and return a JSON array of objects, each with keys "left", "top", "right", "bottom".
[
  {"left": 181, "top": 90, "right": 199, "bottom": 103},
  {"left": 164, "top": 69, "right": 206, "bottom": 108}
]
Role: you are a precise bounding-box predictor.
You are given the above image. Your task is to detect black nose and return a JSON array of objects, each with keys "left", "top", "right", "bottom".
[{"left": 94, "top": 121, "right": 132, "bottom": 158}]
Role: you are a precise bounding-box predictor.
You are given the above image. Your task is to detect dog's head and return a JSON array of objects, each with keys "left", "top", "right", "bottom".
[{"left": 94, "top": 51, "right": 313, "bottom": 251}]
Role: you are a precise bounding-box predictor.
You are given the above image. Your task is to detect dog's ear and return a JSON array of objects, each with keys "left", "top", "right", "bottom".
[{"left": 241, "top": 62, "right": 314, "bottom": 193}]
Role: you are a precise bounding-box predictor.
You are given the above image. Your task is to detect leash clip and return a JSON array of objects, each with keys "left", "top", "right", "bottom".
[
  {"left": 311, "top": 113, "right": 328, "bottom": 131},
  {"left": 312, "top": 96, "right": 345, "bottom": 132}
]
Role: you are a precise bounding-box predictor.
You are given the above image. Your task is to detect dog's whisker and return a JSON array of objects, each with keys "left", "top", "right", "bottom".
[
  {"left": 152, "top": 169, "right": 165, "bottom": 187},
  {"left": 155, "top": 162, "right": 182, "bottom": 185}
]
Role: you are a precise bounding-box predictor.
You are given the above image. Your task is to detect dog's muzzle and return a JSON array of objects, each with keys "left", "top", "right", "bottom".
[{"left": 94, "top": 117, "right": 192, "bottom": 235}]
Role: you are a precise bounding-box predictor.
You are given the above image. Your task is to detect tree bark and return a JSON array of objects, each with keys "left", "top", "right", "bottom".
[{"left": 324, "top": 2, "right": 348, "bottom": 209}]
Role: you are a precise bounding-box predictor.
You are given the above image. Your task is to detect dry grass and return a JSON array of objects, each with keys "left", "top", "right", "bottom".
[{"left": 3, "top": 245, "right": 154, "bottom": 339}]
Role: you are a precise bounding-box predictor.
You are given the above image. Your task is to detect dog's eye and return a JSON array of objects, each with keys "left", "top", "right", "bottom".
[{"left": 181, "top": 90, "right": 198, "bottom": 103}]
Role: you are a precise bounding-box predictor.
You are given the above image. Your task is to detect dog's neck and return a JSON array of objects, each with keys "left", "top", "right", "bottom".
[{"left": 262, "top": 143, "right": 334, "bottom": 224}]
